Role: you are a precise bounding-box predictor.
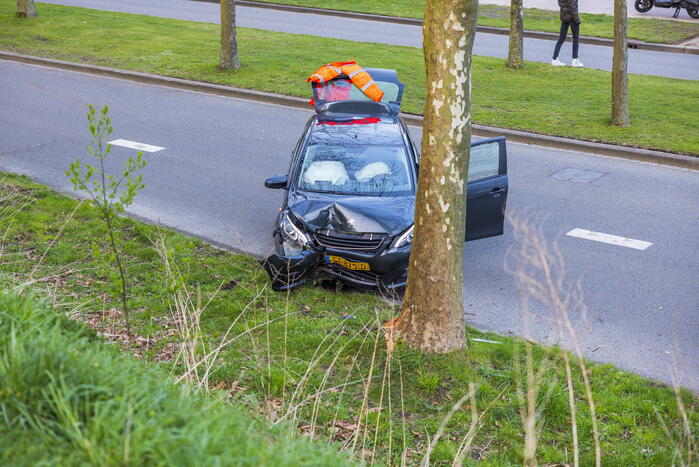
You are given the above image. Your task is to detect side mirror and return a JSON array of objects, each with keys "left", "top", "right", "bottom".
[{"left": 265, "top": 174, "right": 288, "bottom": 189}]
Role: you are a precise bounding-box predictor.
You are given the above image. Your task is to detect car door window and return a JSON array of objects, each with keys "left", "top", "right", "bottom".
[
  {"left": 468, "top": 141, "right": 501, "bottom": 182},
  {"left": 465, "top": 137, "right": 508, "bottom": 241}
]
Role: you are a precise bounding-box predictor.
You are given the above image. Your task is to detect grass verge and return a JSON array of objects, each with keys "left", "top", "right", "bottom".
[
  {"left": 0, "top": 292, "right": 351, "bottom": 465},
  {"left": 1, "top": 2, "right": 698, "bottom": 155},
  {"left": 248, "top": 0, "right": 699, "bottom": 44},
  {"left": 2, "top": 170, "right": 697, "bottom": 465}
]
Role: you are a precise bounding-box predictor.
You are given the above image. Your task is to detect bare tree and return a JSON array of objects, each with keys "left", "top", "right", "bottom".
[
  {"left": 611, "top": 0, "right": 630, "bottom": 126},
  {"left": 507, "top": 0, "right": 524, "bottom": 69},
  {"left": 219, "top": 0, "right": 240, "bottom": 70},
  {"left": 390, "top": 0, "right": 479, "bottom": 353},
  {"left": 16, "top": 0, "right": 36, "bottom": 18}
]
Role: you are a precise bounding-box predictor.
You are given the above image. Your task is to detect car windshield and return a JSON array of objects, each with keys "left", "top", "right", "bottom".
[{"left": 297, "top": 143, "right": 413, "bottom": 196}]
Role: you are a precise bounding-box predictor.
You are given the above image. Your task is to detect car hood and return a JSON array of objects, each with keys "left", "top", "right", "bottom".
[{"left": 288, "top": 190, "right": 415, "bottom": 237}]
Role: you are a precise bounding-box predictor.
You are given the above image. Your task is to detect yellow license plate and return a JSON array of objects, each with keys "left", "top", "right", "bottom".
[{"left": 327, "top": 255, "right": 371, "bottom": 271}]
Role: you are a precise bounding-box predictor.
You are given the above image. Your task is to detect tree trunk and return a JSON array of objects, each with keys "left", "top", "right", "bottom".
[
  {"left": 611, "top": 0, "right": 630, "bottom": 126},
  {"left": 16, "top": 0, "right": 36, "bottom": 18},
  {"left": 507, "top": 0, "right": 524, "bottom": 69},
  {"left": 392, "top": 0, "right": 479, "bottom": 354},
  {"left": 219, "top": 0, "right": 240, "bottom": 70}
]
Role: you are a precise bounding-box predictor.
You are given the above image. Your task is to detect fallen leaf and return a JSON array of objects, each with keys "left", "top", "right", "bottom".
[{"left": 222, "top": 279, "right": 239, "bottom": 290}]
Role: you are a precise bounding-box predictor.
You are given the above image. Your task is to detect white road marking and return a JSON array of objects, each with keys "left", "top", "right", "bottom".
[
  {"left": 566, "top": 228, "right": 653, "bottom": 251},
  {"left": 108, "top": 139, "right": 164, "bottom": 152},
  {"left": 470, "top": 338, "right": 501, "bottom": 344}
]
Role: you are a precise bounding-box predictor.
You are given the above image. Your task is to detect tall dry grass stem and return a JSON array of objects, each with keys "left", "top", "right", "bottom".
[
  {"left": 353, "top": 321, "right": 382, "bottom": 462},
  {"left": 420, "top": 393, "right": 470, "bottom": 466},
  {"left": 653, "top": 346, "right": 697, "bottom": 466},
  {"left": 27, "top": 200, "right": 84, "bottom": 282},
  {"left": 507, "top": 213, "right": 601, "bottom": 466},
  {"left": 452, "top": 383, "right": 504, "bottom": 466},
  {"left": 154, "top": 231, "right": 279, "bottom": 388}
]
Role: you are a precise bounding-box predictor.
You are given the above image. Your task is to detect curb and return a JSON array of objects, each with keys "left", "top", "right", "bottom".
[
  {"left": 399, "top": 114, "right": 697, "bottom": 170},
  {"left": 224, "top": 0, "right": 699, "bottom": 56},
  {"left": 1, "top": 51, "right": 696, "bottom": 170}
]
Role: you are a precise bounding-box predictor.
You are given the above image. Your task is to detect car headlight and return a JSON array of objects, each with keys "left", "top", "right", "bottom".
[
  {"left": 391, "top": 225, "right": 414, "bottom": 249},
  {"left": 279, "top": 210, "right": 311, "bottom": 255}
]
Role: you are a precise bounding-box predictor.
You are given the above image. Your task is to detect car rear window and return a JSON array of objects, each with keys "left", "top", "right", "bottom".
[{"left": 315, "top": 79, "right": 401, "bottom": 104}]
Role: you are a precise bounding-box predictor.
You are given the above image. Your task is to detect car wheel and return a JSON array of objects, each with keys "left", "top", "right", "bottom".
[
  {"left": 634, "top": 0, "right": 653, "bottom": 12},
  {"left": 688, "top": 7, "right": 699, "bottom": 18}
]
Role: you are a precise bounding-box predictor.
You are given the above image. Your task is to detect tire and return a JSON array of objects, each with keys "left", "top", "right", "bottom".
[
  {"left": 635, "top": 0, "right": 654, "bottom": 12},
  {"left": 688, "top": 7, "right": 699, "bottom": 18}
]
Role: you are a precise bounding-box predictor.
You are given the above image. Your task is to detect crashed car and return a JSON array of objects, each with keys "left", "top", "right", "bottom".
[{"left": 262, "top": 67, "right": 508, "bottom": 292}]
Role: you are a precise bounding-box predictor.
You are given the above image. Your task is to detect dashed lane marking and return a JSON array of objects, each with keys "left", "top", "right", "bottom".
[
  {"left": 108, "top": 139, "right": 165, "bottom": 153},
  {"left": 566, "top": 228, "right": 653, "bottom": 251}
]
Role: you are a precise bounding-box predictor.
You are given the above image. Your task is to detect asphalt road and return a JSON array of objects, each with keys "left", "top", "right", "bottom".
[
  {"left": 40, "top": 0, "right": 699, "bottom": 80},
  {"left": 2, "top": 60, "right": 698, "bottom": 390}
]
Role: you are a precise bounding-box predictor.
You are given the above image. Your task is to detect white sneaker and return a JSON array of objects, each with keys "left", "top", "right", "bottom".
[
  {"left": 551, "top": 58, "right": 566, "bottom": 67},
  {"left": 571, "top": 59, "right": 584, "bottom": 68}
]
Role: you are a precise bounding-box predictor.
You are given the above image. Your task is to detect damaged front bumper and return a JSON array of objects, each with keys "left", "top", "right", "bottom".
[
  {"left": 261, "top": 248, "right": 326, "bottom": 291},
  {"left": 261, "top": 239, "right": 410, "bottom": 292}
]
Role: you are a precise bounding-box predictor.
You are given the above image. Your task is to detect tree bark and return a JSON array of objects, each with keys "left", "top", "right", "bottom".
[
  {"left": 507, "top": 0, "right": 524, "bottom": 69},
  {"left": 219, "top": 0, "right": 240, "bottom": 70},
  {"left": 16, "top": 0, "right": 36, "bottom": 18},
  {"left": 392, "top": 0, "right": 479, "bottom": 354},
  {"left": 611, "top": 0, "right": 630, "bottom": 126}
]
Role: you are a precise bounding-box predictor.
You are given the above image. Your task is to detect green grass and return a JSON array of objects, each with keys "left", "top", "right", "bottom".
[
  {"left": 252, "top": 0, "right": 699, "bottom": 44},
  {"left": 0, "top": 292, "right": 351, "bottom": 466},
  {"left": 1, "top": 170, "right": 697, "bottom": 465},
  {"left": 1, "top": 2, "right": 698, "bottom": 156}
]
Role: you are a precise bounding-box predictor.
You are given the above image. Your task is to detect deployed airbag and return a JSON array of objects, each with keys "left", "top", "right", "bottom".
[
  {"left": 303, "top": 161, "right": 349, "bottom": 185},
  {"left": 355, "top": 162, "right": 390, "bottom": 181}
]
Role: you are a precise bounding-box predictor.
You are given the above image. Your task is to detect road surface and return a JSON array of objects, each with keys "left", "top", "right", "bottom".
[
  {"left": 39, "top": 0, "right": 699, "bottom": 80},
  {"left": 1, "top": 59, "right": 697, "bottom": 390}
]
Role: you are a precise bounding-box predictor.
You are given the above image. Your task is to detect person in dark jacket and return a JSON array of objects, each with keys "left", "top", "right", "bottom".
[{"left": 552, "top": 0, "right": 584, "bottom": 67}]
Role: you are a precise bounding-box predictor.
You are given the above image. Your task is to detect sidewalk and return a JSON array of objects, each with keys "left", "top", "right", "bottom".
[
  {"left": 483, "top": 0, "right": 699, "bottom": 21},
  {"left": 233, "top": 0, "right": 699, "bottom": 53},
  {"left": 681, "top": 35, "right": 699, "bottom": 47}
]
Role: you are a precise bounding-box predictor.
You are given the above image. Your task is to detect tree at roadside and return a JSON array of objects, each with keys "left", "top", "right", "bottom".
[
  {"left": 16, "top": 0, "right": 36, "bottom": 18},
  {"left": 67, "top": 105, "right": 146, "bottom": 337},
  {"left": 612, "top": 0, "right": 630, "bottom": 126},
  {"left": 507, "top": 0, "right": 524, "bottom": 69},
  {"left": 219, "top": 0, "right": 240, "bottom": 70},
  {"left": 390, "top": 0, "right": 479, "bottom": 353}
]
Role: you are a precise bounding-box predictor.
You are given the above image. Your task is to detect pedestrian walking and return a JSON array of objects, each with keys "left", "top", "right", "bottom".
[{"left": 552, "top": 0, "right": 584, "bottom": 67}]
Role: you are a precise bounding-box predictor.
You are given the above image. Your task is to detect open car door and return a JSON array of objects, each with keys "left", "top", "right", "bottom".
[{"left": 465, "top": 137, "right": 508, "bottom": 241}]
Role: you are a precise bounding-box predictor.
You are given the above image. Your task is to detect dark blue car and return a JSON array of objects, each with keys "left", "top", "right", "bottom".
[{"left": 263, "top": 69, "right": 508, "bottom": 292}]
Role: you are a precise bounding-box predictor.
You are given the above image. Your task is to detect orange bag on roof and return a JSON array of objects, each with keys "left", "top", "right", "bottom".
[
  {"left": 307, "top": 61, "right": 384, "bottom": 103},
  {"left": 340, "top": 63, "right": 384, "bottom": 103},
  {"left": 307, "top": 60, "right": 356, "bottom": 85}
]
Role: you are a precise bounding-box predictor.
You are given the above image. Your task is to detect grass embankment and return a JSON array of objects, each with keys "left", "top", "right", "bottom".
[
  {"left": 2, "top": 173, "right": 698, "bottom": 465},
  {"left": 1, "top": 3, "right": 698, "bottom": 155},
  {"left": 251, "top": 0, "right": 699, "bottom": 44},
  {"left": 0, "top": 292, "right": 351, "bottom": 465}
]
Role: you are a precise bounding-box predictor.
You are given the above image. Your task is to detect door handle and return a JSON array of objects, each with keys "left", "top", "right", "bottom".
[{"left": 489, "top": 187, "right": 505, "bottom": 197}]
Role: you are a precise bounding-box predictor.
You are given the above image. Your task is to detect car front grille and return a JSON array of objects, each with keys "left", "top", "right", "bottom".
[
  {"left": 323, "top": 263, "right": 381, "bottom": 285},
  {"left": 314, "top": 229, "right": 387, "bottom": 252}
]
